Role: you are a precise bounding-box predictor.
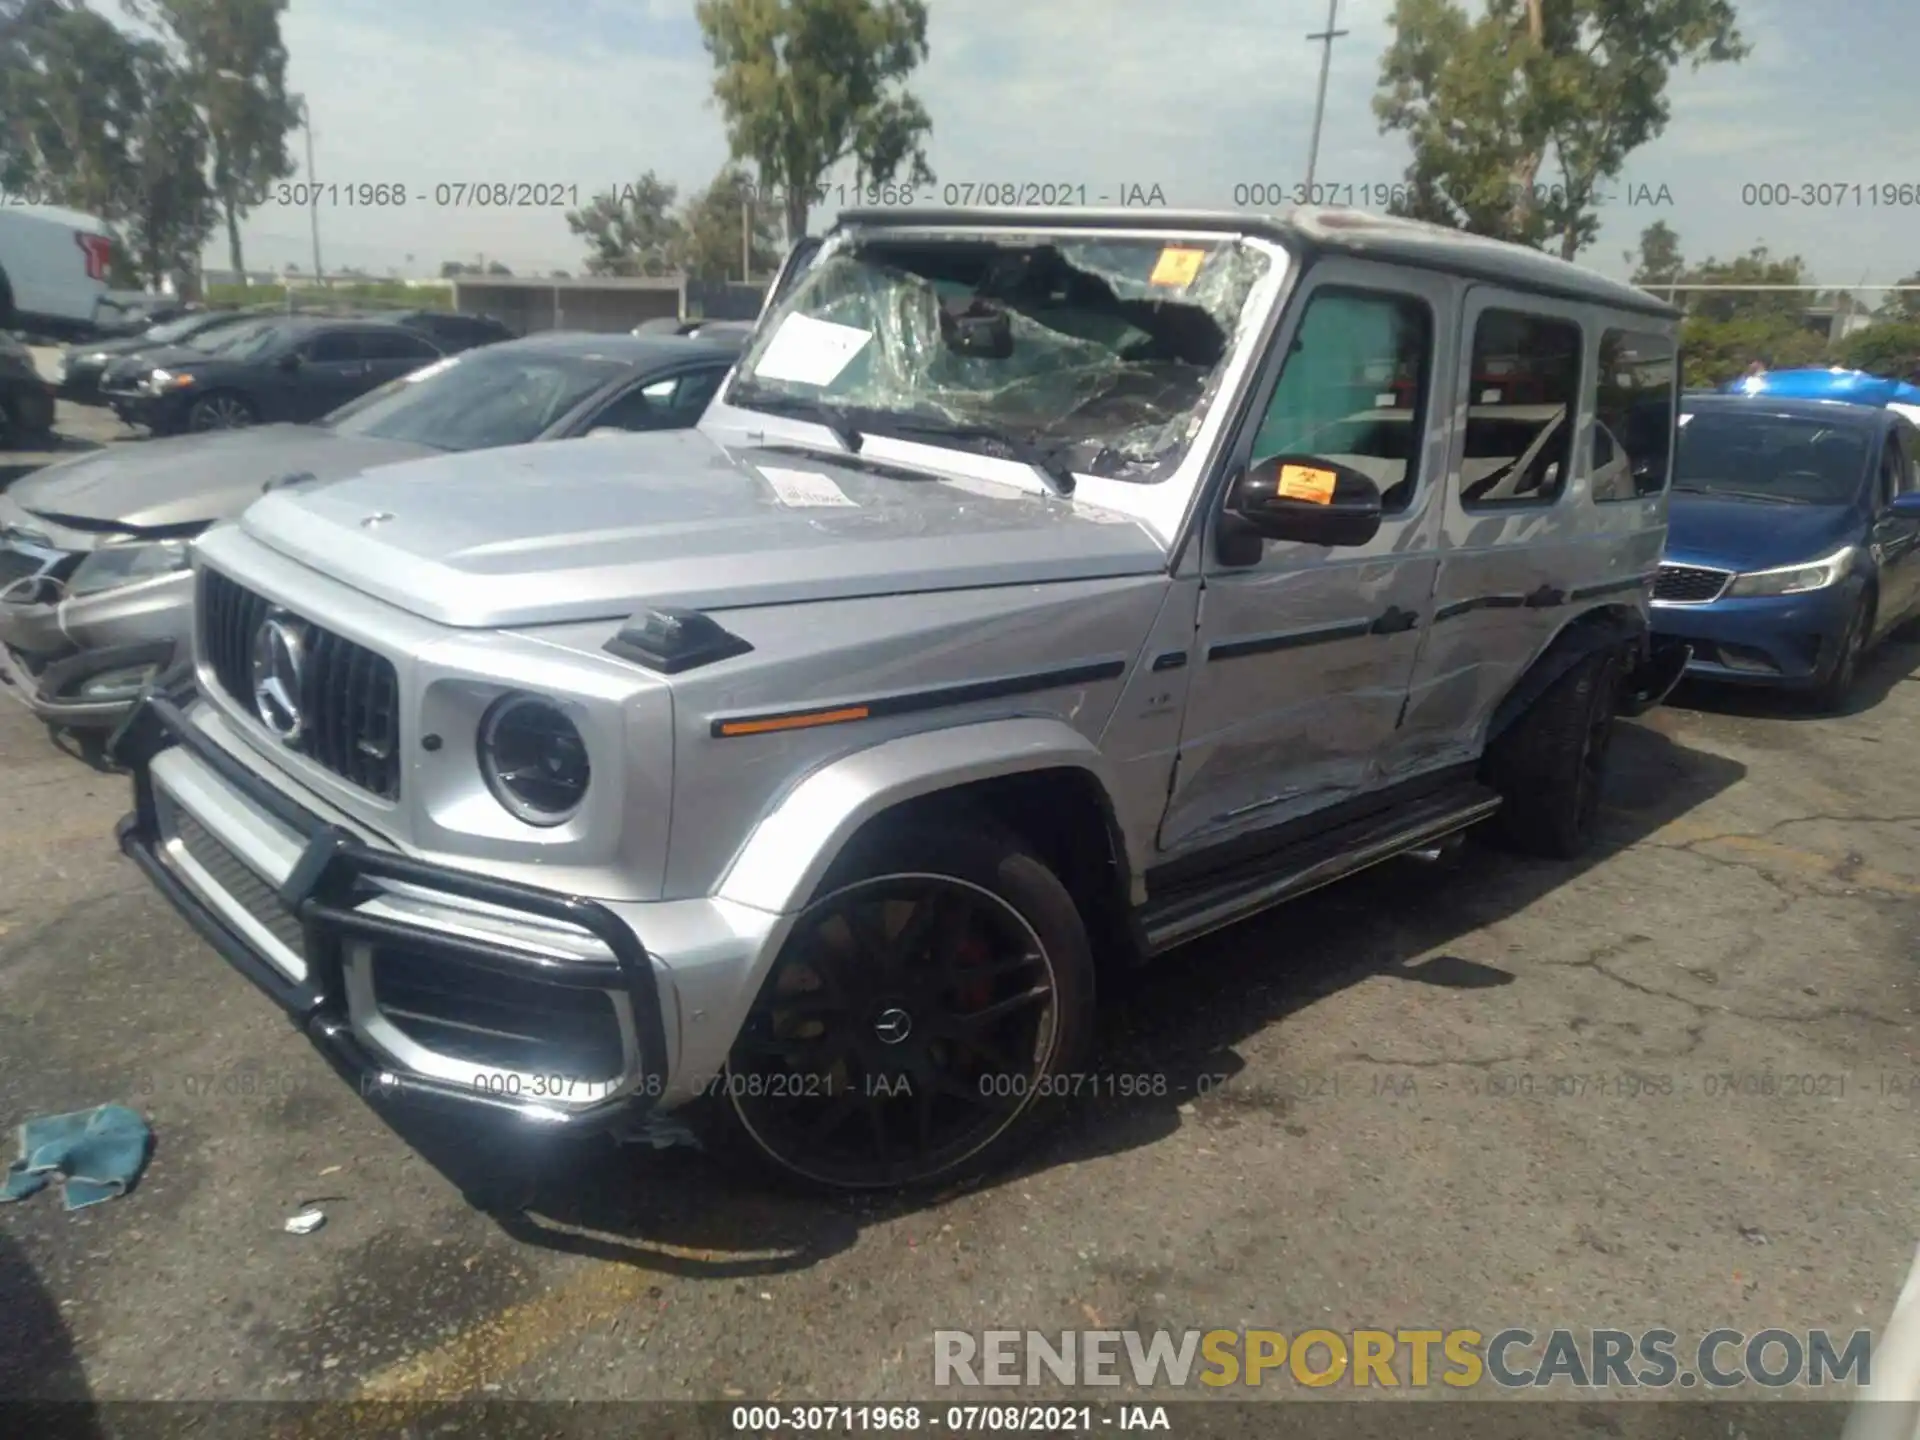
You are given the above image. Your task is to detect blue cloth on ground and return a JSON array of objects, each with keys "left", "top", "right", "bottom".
[{"left": 0, "top": 1105, "right": 151, "bottom": 1210}]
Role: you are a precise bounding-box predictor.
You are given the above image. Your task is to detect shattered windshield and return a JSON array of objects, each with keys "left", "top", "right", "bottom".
[{"left": 727, "top": 233, "right": 1272, "bottom": 482}]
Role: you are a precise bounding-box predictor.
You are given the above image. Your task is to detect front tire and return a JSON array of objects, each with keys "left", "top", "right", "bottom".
[
  {"left": 705, "top": 823, "right": 1096, "bottom": 1192},
  {"left": 1810, "top": 589, "right": 1872, "bottom": 713},
  {"left": 184, "top": 390, "right": 256, "bottom": 432},
  {"left": 1483, "top": 648, "right": 1622, "bottom": 859}
]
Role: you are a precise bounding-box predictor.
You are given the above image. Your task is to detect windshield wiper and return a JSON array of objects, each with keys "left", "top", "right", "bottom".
[
  {"left": 726, "top": 386, "right": 863, "bottom": 453},
  {"left": 856, "top": 417, "right": 1077, "bottom": 497}
]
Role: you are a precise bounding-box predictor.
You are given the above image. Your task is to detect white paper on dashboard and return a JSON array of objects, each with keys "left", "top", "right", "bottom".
[
  {"left": 751, "top": 313, "right": 872, "bottom": 386},
  {"left": 758, "top": 466, "right": 857, "bottom": 507}
]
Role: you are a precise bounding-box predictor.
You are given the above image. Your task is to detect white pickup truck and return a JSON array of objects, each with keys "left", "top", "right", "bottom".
[{"left": 0, "top": 204, "right": 113, "bottom": 339}]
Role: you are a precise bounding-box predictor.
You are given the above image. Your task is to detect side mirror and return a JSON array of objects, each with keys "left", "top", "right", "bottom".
[
  {"left": 277, "top": 351, "right": 301, "bottom": 371},
  {"left": 939, "top": 299, "right": 1013, "bottom": 360},
  {"left": 1, "top": 574, "right": 62, "bottom": 607},
  {"left": 1224, "top": 455, "right": 1384, "bottom": 549},
  {"left": 1888, "top": 493, "right": 1920, "bottom": 520}
]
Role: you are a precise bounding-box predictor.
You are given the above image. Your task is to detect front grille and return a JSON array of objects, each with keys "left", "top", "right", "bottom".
[
  {"left": 172, "top": 809, "right": 308, "bottom": 959},
  {"left": 1653, "top": 563, "right": 1730, "bottom": 604},
  {"left": 200, "top": 568, "right": 402, "bottom": 799}
]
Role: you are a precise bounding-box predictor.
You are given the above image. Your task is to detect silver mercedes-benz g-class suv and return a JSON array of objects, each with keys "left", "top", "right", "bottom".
[{"left": 114, "top": 207, "right": 1689, "bottom": 1191}]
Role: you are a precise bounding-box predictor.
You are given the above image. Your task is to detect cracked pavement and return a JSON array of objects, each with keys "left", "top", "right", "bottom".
[{"left": 1, "top": 637, "right": 1916, "bottom": 1412}]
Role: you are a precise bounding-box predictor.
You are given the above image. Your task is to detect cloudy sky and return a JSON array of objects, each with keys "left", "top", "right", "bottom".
[{"left": 232, "top": 0, "right": 1916, "bottom": 290}]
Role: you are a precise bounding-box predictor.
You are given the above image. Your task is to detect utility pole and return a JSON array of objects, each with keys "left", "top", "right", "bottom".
[
  {"left": 301, "top": 99, "right": 323, "bottom": 287},
  {"left": 1303, "top": 0, "right": 1349, "bottom": 202}
]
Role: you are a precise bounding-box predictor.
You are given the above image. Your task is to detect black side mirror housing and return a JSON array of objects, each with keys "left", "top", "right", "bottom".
[
  {"left": 1222, "top": 454, "right": 1385, "bottom": 551},
  {"left": 277, "top": 351, "right": 301, "bottom": 371}
]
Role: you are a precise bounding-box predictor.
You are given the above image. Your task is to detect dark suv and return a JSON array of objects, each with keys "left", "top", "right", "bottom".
[{"left": 388, "top": 310, "right": 515, "bottom": 352}]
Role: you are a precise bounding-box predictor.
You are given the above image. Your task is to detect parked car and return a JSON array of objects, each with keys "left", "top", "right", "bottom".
[
  {"left": 1651, "top": 393, "right": 1920, "bottom": 708},
  {"left": 99, "top": 316, "right": 447, "bottom": 435},
  {"left": 91, "top": 292, "right": 196, "bottom": 338},
  {"left": 0, "top": 333, "right": 737, "bottom": 730},
  {"left": 0, "top": 329, "right": 56, "bottom": 447},
  {"left": 112, "top": 209, "right": 1688, "bottom": 1193},
  {"left": 0, "top": 204, "right": 114, "bottom": 340},
  {"left": 54, "top": 309, "right": 246, "bottom": 404},
  {"left": 385, "top": 309, "right": 516, "bottom": 352},
  {"left": 631, "top": 318, "right": 754, "bottom": 347}
]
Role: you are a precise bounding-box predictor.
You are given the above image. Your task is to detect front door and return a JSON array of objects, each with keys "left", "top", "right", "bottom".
[
  {"left": 1869, "top": 425, "right": 1920, "bottom": 634},
  {"left": 1158, "top": 258, "right": 1457, "bottom": 856},
  {"left": 290, "top": 329, "right": 372, "bottom": 420}
]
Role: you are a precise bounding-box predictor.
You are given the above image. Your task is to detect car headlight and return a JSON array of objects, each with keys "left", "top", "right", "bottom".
[
  {"left": 1724, "top": 545, "right": 1856, "bottom": 598},
  {"left": 146, "top": 367, "right": 194, "bottom": 392},
  {"left": 66, "top": 540, "right": 192, "bottom": 599},
  {"left": 477, "top": 693, "right": 591, "bottom": 826}
]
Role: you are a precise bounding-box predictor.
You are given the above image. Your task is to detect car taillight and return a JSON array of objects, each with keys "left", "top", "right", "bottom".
[{"left": 75, "top": 232, "right": 111, "bottom": 282}]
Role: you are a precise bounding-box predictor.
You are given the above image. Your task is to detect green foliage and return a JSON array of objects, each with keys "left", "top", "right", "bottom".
[
  {"left": 1377, "top": 0, "right": 1747, "bottom": 258},
  {"left": 1680, "top": 314, "right": 1826, "bottom": 388},
  {"left": 1834, "top": 321, "right": 1920, "bottom": 382},
  {"left": 677, "top": 163, "right": 782, "bottom": 282},
  {"left": 1626, "top": 220, "right": 1683, "bottom": 288},
  {"left": 696, "top": 0, "right": 933, "bottom": 238},
  {"left": 565, "top": 172, "right": 684, "bottom": 277},
  {"left": 439, "top": 260, "right": 513, "bottom": 277},
  {"left": 1882, "top": 273, "right": 1920, "bottom": 322},
  {"left": 123, "top": 43, "right": 217, "bottom": 286},
  {"left": 138, "top": 0, "right": 301, "bottom": 277},
  {"left": 1679, "top": 245, "right": 1809, "bottom": 324}
]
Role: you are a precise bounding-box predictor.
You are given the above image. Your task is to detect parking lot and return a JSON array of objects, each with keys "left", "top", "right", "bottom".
[{"left": 1, "top": 411, "right": 1918, "bottom": 1415}]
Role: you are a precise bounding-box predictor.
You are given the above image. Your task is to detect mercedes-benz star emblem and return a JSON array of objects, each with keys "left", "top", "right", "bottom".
[
  {"left": 873, "top": 1007, "right": 913, "bottom": 1046},
  {"left": 250, "top": 612, "right": 310, "bottom": 742}
]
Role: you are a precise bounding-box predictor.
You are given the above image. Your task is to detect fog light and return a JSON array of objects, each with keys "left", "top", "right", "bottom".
[{"left": 73, "top": 663, "right": 157, "bottom": 700}]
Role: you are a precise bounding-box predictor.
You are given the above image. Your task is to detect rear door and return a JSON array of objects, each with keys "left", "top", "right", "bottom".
[
  {"left": 1394, "top": 290, "right": 1590, "bottom": 769},
  {"left": 290, "top": 328, "right": 373, "bottom": 419},
  {"left": 360, "top": 327, "right": 443, "bottom": 386}
]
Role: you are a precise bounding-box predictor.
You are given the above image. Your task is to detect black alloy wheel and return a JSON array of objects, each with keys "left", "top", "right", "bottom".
[{"left": 724, "top": 871, "right": 1066, "bottom": 1190}]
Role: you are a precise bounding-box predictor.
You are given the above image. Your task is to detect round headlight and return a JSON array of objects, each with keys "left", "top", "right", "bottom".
[{"left": 477, "top": 694, "right": 590, "bottom": 826}]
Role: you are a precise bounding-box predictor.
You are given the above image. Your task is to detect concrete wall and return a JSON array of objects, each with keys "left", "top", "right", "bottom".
[{"left": 445, "top": 276, "right": 768, "bottom": 335}]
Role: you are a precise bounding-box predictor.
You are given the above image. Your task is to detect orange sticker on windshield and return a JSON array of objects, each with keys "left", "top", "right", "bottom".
[
  {"left": 1278, "top": 464, "right": 1338, "bottom": 505},
  {"left": 1149, "top": 246, "right": 1206, "bottom": 288}
]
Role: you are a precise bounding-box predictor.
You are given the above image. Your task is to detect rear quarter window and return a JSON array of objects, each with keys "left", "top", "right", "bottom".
[{"left": 1594, "top": 328, "right": 1677, "bottom": 502}]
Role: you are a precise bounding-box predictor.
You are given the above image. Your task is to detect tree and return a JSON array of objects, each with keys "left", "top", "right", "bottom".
[
  {"left": 1834, "top": 321, "right": 1920, "bottom": 381},
  {"left": 1626, "top": 219, "right": 1684, "bottom": 291},
  {"left": 0, "top": 0, "right": 148, "bottom": 218},
  {"left": 696, "top": 0, "right": 934, "bottom": 240},
  {"left": 1882, "top": 272, "right": 1920, "bottom": 322},
  {"left": 122, "top": 43, "right": 216, "bottom": 286},
  {"left": 134, "top": 0, "right": 301, "bottom": 279},
  {"left": 1376, "top": 0, "right": 1748, "bottom": 259},
  {"left": 677, "top": 163, "right": 781, "bottom": 281},
  {"left": 564, "top": 172, "right": 683, "bottom": 276},
  {"left": 1680, "top": 245, "right": 1808, "bottom": 324}
]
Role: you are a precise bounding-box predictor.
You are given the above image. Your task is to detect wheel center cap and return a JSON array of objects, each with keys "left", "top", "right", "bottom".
[{"left": 872, "top": 1007, "right": 913, "bottom": 1045}]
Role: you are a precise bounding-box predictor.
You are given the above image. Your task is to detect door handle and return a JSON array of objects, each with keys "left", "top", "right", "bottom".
[
  {"left": 1523, "top": 584, "right": 1565, "bottom": 608},
  {"left": 1371, "top": 605, "right": 1419, "bottom": 634}
]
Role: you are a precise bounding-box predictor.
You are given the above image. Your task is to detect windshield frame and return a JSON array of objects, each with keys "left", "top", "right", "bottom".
[
  {"left": 714, "top": 222, "right": 1282, "bottom": 492},
  {"left": 1673, "top": 408, "right": 1875, "bottom": 506}
]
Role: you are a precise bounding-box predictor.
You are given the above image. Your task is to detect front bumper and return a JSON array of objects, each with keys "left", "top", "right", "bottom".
[
  {"left": 115, "top": 692, "right": 677, "bottom": 1131},
  {"left": 1651, "top": 584, "right": 1857, "bottom": 688},
  {"left": 0, "top": 637, "right": 178, "bottom": 727},
  {"left": 101, "top": 385, "right": 182, "bottom": 430},
  {"left": 0, "top": 570, "right": 193, "bottom": 728}
]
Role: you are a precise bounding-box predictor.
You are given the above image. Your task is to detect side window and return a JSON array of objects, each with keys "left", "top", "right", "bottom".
[
  {"left": 589, "top": 375, "right": 690, "bottom": 432},
  {"left": 1249, "top": 288, "right": 1433, "bottom": 515},
  {"left": 1594, "top": 327, "right": 1677, "bottom": 502},
  {"left": 1460, "top": 309, "right": 1582, "bottom": 509},
  {"left": 363, "top": 329, "right": 440, "bottom": 361},
  {"left": 305, "top": 331, "right": 362, "bottom": 363},
  {"left": 1904, "top": 429, "right": 1920, "bottom": 493},
  {"left": 1880, "top": 436, "right": 1903, "bottom": 506},
  {"left": 673, "top": 366, "right": 726, "bottom": 415}
]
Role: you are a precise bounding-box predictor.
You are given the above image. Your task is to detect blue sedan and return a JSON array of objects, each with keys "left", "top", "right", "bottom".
[{"left": 1651, "top": 394, "right": 1920, "bottom": 709}]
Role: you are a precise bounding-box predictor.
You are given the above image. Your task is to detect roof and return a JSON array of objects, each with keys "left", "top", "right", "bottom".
[
  {"left": 481, "top": 330, "right": 741, "bottom": 363},
  {"left": 829, "top": 205, "right": 1680, "bottom": 320},
  {"left": 1682, "top": 393, "right": 1898, "bottom": 429}
]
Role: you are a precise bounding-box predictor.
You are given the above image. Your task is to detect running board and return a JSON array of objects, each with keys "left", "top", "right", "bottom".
[{"left": 1140, "top": 784, "right": 1504, "bottom": 956}]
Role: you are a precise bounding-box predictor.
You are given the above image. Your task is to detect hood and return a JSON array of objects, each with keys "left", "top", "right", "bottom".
[
  {"left": 1665, "top": 492, "right": 1864, "bottom": 572},
  {"left": 9, "top": 425, "right": 438, "bottom": 533},
  {"left": 239, "top": 429, "right": 1168, "bottom": 628},
  {"left": 65, "top": 333, "right": 156, "bottom": 364},
  {"left": 101, "top": 342, "right": 228, "bottom": 379}
]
